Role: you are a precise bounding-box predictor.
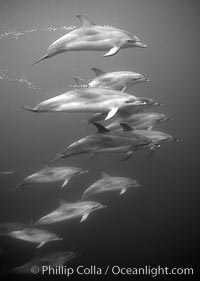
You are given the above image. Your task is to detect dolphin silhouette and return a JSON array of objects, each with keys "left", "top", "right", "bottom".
[
  {"left": 23, "top": 87, "right": 145, "bottom": 121},
  {"left": 32, "top": 15, "right": 146, "bottom": 65}
]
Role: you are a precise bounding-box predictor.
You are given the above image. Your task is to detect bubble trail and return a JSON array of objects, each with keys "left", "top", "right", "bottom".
[
  {"left": 0, "top": 24, "right": 76, "bottom": 40},
  {"left": 0, "top": 170, "right": 15, "bottom": 175},
  {"left": 0, "top": 70, "right": 41, "bottom": 93}
]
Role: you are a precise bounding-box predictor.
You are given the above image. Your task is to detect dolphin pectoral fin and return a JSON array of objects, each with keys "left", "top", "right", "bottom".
[
  {"left": 121, "top": 86, "right": 128, "bottom": 92},
  {"left": 91, "top": 68, "right": 105, "bottom": 77},
  {"left": 61, "top": 178, "right": 70, "bottom": 188},
  {"left": 88, "top": 112, "right": 107, "bottom": 124},
  {"left": 147, "top": 126, "right": 153, "bottom": 130},
  {"left": 80, "top": 213, "right": 89, "bottom": 222},
  {"left": 76, "top": 15, "right": 95, "bottom": 26},
  {"left": 105, "top": 108, "right": 118, "bottom": 120},
  {"left": 146, "top": 146, "right": 155, "bottom": 157},
  {"left": 104, "top": 46, "right": 120, "bottom": 57},
  {"left": 74, "top": 76, "right": 86, "bottom": 86},
  {"left": 37, "top": 241, "right": 46, "bottom": 248},
  {"left": 121, "top": 151, "right": 133, "bottom": 161},
  {"left": 120, "top": 188, "right": 127, "bottom": 195}
]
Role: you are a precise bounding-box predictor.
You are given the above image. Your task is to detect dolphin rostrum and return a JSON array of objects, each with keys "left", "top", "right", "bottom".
[
  {"left": 14, "top": 165, "right": 87, "bottom": 190},
  {"left": 33, "top": 15, "right": 146, "bottom": 65},
  {"left": 82, "top": 171, "right": 140, "bottom": 199},
  {"left": 74, "top": 68, "right": 149, "bottom": 91},
  {"left": 23, "top": 87, "right": 146, "bottom": 121},
  {"left": 35, "top": 200, "right": 106, "bottom": 225}
]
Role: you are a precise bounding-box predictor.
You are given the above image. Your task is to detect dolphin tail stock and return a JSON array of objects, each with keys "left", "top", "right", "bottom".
[
  {"left": 32, "top": 54, "right": 49, "bottom": 65},
  {"left": 23, "top": 105, "right": 37, "bottom": 112},
  {"left": 49, "top": 153, "right": 64, "bottom": 163}
]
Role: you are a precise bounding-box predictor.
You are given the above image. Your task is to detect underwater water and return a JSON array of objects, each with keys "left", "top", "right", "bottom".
[{"left": 0, "top": 0, "right": 199, "bottom": 280}]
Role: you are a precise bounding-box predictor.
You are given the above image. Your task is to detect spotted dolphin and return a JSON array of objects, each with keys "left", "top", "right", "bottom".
[
  {"left": 23, "top": 87, "right": 146, "bottom": 121},
  {"left": 10, "top": 251, "right": 76, "bottom": 274},
  {"left": 74, "top": 68, "right": 149, "bottom": 91},
  {"left": 82, "top": 171, "right": 140, "bottom": 199},
  {"left": 51, "top": 122, "right": 153, "bottom": 162},
  {"left": 35, "top": 200, "right": 106, "bottom": 225},
  {"left": 14, "top": 165, "right": 87, "bottom": 190},
  {"left": 0, "top": 226, "right": 62, "bottom": 248},
  {"left": 33, "top": 15, "right": 146, "bottom": 65},
  {"left": 87, "top": 97, "right": 161, "bottom": 124},
  {"left": 107, "top": 112, "right": 172, "bottom": 131}
]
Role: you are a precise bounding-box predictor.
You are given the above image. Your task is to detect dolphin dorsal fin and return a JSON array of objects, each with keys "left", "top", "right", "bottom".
[
  {"left": 101, "top": 171, "right": 110, "bottom": 178},
  {"left": 91, "top": 68, "right": 105, "bottom": 77},
  {"left": 76, "top": 15, "right": 95, "bottom": 27},
  {"left": 93, "top": 123, "right": 110, "bottom": 133},
  {"left": 120, "top": 123, "right": 134, "bottom": 131}
]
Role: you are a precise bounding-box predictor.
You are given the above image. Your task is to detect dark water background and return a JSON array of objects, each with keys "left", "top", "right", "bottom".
[{"left": 0, "top": 0, "right": 199, "bottom": 280}]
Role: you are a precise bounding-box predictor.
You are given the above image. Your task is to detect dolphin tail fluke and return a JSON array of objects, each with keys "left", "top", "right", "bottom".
[
  {"left": 32, "top": 54, "right": 49, "bottom": 66},
  {"left": 23, "top": 106, "right": 37, "bottom": 112}
]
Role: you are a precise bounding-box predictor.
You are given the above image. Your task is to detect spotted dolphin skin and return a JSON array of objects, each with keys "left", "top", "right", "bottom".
[
  {"left": 11, "top": 251, "right": 76, "bottom": 275},
  {"left": 33, "top": 15, "right": 146, "bottom": 65},
  {"left": 107, "top": 112, "right": 172, "bottom": 131},
  {"left": 0, "top": 226, "right": 62, "bottom": 248},
  {"left": 51, "top": 122, "right": 153, "bottom": 162},
  {"left": 82, "top": 171, "right": 140, "bottom": 199},
  {"left": 74, "top": 68, "right": 149, "bottom": 91},
  {"left": 23, "top": 87, "right": 146, "bottom": 121},
  {"left": 14, "top": 165, "right": 87, "bottom": 190},
  {"left": 35, "top": 200, "right": 106, "bottom": 225}
]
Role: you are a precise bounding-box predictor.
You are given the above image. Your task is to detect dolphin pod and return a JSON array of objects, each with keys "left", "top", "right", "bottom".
[
  {"left": 32, "top": 15, "right": 146, "bottom": 65},
  {"left": 2, "top": 14, "right": 179, "bottom": 274},
  {"left": 74, "top": 68, "right": 149, "bottom": 91},
  {"left": 14, "top": 165, "right": 87, "bottom": 190}
]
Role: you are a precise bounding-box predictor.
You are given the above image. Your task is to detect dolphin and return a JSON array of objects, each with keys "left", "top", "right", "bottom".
[
  {"left": 119, "top": 123, "right": 179, "bottom": 145},
  {"left": 35, "top": 200, "right": 106, "bottom": 225},
  {"left": 107, "top": 112, "right": 172, "bottom": 131},
  {"left": 10, "top": 251, "right": 76, "bottom": 275},
  {"left": 23, "top": 87, "right": 145, "bottom": 121},
  {"left": 51, "top": 122, "right": 153, "bottom": 162},
  {"left": 0, "top": 226, "right": 62, "bottom": 248},
  {"left": 14, "top": 165, "right": 87, "bottom": 190},
  {"left": 74, "top": 68, "right": 149, "bottom": 91},
  {"left": 32, "top": 15, "right": 146, "bottom": 65},
  {"left": 87, "top": 97, "right": 161, "bottom": 124},
  {"left": 82, "top": 171, "right": 140, "bottom": 199}
]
